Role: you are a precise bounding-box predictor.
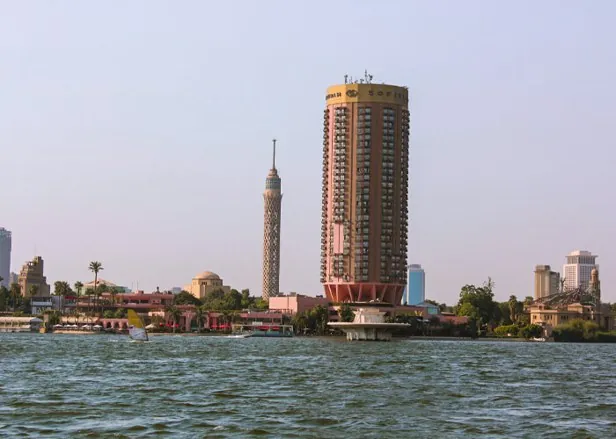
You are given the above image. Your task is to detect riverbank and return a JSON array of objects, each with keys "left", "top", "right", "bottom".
[{"left": 52, "top": 330, "right": 106, "bottom": 335}]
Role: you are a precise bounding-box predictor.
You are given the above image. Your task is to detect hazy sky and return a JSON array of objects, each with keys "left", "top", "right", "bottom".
[{"left": 2, "top": 1, "right": 615, "bottom": 304}]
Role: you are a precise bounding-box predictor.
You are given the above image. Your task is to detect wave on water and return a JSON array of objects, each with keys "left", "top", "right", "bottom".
[{"left": 1, "top": 335, "right": 616, "bottom": 438}]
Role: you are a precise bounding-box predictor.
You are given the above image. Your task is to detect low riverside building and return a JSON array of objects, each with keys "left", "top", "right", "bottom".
[
  {"left": 31, "top": 296, "right": 54, "bottom": 314},
  {"left": 528, "top": 302, "right": 614, "bottom": 332},
  {"left": 0, "top": 316, "right": 43, "bottom": 332},
  {"left": 268, "top": 293, "right": 330, "bottom": 315},
  {"left": 75, "top": 291, "right": 175, "bottom": 312},
  {"left": 82, "top": 279, "right": 130, "bottom": 292},
  {"left": 147, "top": 308, "right": 285, "bottom": 332}
]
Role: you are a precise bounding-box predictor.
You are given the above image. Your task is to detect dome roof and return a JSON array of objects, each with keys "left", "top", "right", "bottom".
[{"left": 194, "top": 271, "right": 221, "bottom": 280}]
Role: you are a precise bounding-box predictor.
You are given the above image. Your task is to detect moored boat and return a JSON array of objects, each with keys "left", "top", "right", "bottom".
[{"left": 231, "top": 323, "right": 293, "bottom": 338}]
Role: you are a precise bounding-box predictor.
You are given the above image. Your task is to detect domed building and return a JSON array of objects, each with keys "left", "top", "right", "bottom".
[{"left": 184, "top": 271, "right": 231, "bottom": 299}]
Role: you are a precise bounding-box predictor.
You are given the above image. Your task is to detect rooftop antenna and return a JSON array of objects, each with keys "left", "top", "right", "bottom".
[
  {"left": 344, "top": 74, "right": 348, "bottom": 84},
  {"left": 272, "top": 138, "right": 277, "bottom": 169}
]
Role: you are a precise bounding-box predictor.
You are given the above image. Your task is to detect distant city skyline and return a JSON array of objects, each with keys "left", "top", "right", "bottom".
[{"left": 2, "top": 1, "right": 615, "bottom": 304}]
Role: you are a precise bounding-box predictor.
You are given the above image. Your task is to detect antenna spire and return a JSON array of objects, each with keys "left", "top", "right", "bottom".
[{"left": 272, "top": 138, "right": 277, "bottom": 169}]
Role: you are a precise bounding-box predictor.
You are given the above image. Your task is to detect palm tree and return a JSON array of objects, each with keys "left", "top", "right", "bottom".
[
  {"left": 28, "top": 284, "right": 39, "bottom": 297},
  {"left": 9, "top": 283, "right": 20, "bottom": 312},
  {"left": 165, "top": 305, "right": 181, "bottom": 333},
  {"left": 194, "top": 306, "right": 205, "bottom": 332},
  {"left": 88, "top": 261, "right": 103, "bottom": 316},
  {"left": 85, "top": 288, "right": 94, "bottom": 315},
  {"left": 508, "top": 295, "right": 518, "bottom": 323},
  {"left": 110, "top": 287, "right": 121, "bottom": 308},
  {"left": 74, "top": 281, "right": 83, "bottom": 298},
  {"left": 97, "top": 284, "right": 109, "bottom": 314},
  {"left": 74, "top": 281, "right": 83, "bottom": 315}
]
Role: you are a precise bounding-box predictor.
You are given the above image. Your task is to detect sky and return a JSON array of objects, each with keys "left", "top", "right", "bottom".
[{"left": 1, "top": 1, "right": 615, "bottom": 304}]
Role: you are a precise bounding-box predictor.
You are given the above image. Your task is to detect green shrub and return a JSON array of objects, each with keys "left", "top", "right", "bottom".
[
  {"left": 519, "top": 324, "right": 543, "bottom": 339},
  {"left": 552, "top": 319, "right": 607, "bottom": 342},
  {"left": 494, "top": 324, "right": 519, "bottom": 337}
]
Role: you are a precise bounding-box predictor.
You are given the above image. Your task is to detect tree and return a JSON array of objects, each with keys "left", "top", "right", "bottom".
[
  {"left": 456, "top": 278, "right": 498, "bottom": 334},
  {"left": 519, "top": 324, "right": 543, "bottom": 339},
  {"left": 224, "top": 289, "right": 242, "bottom": 310},
  {"left": 10, "top": 283, "right": 20, "bottom": 312},
  {"left": 508, "top": 295, "right": 521, "bottom": 323},
  {"left": 173, "top": 291, "right": 202, "bottom": 306},
  {"left": 54, "top": 281, "right": 73, "bottom": 296},
  {"left": 28, "top": 284, "right": 39, "bottom": 297},
  {"left": 202, "top": 288, "right": 226, "bottom": 310},
  {"left": 497, "top": 302, "right": 512, "bottom": 325},
  {"left": 0, "top": 285, "right": 8, "bottom": 311},
  {"left": 193, "top": 306, "right": 205, "bottom": 331},
  {"left": 338, "top": 303, "right": 355, "bottom": 322},
  {"left": 74, "top": 281, "right": 84, "bottom": 298},
  {"left": 96, "top": 284, "right": 109, "bottom": 314},
  {"left": 45, "top": 310, "right": 61, "bottom": 327},
  {"left": 309, "top": 305, "right": 329, "bottom": 335},
  {"left": 523, "top": 296, "right": 534, "bottom": 306},
  {"left": 165, "top": 305, "right": 182, "bottom": 333},
  {"left": 85, "top": 288, "right": 95, "bottom": 315},
  {"left": 110, "top": 287, "right": 122, "bottom": 307},
  {"left": 494, "top": 324, "right": 519, "bottom": 337},
  {"left": 240, "top": 289, "right": 251, "bottom": 308},
  {"left": 291, "top": 312, "right": 309, "bottom": 334},
  {"left": 253, "top": 298, "right": 269, "bottom": 310},
  {"left": 88, "top": 261, "right": 103, "bottom": 315}
]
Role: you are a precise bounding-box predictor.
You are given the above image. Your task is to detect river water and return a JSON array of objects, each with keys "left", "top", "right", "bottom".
[{"left": 1, "top": 334, "right": 615, "bottom": 438}]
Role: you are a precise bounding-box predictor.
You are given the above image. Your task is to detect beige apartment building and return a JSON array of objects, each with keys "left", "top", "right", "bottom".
[
  {"left": 534, "top": 265, "right": 560, "bottom": 300},
  {"left": 18, "top": 256, "right": 50, "bottom": 296}
]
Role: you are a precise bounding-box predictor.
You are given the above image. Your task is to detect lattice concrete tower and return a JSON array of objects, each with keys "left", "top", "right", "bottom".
[{"left": 262, "top": 139, "right": 282, "bottom": 300}]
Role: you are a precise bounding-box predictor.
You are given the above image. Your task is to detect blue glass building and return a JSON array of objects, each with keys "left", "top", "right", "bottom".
[{"left": 404, "top": 264, "right": 425, "bottom": 305}]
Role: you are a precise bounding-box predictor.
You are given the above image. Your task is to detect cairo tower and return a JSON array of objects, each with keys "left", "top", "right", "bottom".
[
  {"left": 320, "top": 73, "right": 410, "bottom": 304},
  {"left": 262, "top": 139, "right": 282, "bottom": 300}
]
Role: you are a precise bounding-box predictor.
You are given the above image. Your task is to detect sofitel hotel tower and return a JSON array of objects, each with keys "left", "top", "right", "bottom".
[{"left": 321, "top": 74, "right": 410, "bottom": 305}]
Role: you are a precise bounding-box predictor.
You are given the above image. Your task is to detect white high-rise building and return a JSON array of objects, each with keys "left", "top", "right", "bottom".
[
  {"left": 563, "top": 250, "right": 598, "bottom": 291},
  {"left": 0, "top": 228, "right": 11, "bottom": 288}
]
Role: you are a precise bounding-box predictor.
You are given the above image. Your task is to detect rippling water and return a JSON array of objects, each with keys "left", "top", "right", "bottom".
[{"left": 1, "top": 334, "right": 616, "bottom": 438}]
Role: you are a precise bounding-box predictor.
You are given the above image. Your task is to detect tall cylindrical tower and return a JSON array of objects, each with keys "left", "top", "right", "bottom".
[
  {"left": 321, "top": 76, "right": 410, "bottom": 304},
  {"left": 263, "top": 139, "right": 282, "bottom": 300}
]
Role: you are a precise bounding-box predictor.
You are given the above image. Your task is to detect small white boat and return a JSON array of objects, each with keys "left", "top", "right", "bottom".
[
  {"left": 532, "top": 337, "right": 546, "bottom": 342},
  {"left": 226, "top": 333, "right": 252, "bottom": 339}
]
